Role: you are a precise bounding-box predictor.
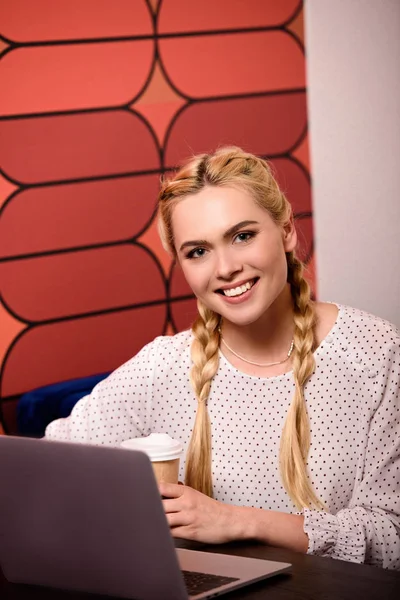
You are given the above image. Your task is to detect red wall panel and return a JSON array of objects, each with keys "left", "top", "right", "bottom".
[{"left": 0, "top": 0, "right": 313, "bottom": 433}]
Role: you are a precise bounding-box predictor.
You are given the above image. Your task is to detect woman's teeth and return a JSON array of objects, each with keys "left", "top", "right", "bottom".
[{"left": 223, "top": 280, "right": 254, "bottom": 297}]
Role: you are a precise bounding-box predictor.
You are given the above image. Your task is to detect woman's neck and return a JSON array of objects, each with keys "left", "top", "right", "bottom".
[{"left": 220, "top": 284, "right": 295, "bottom": 365}]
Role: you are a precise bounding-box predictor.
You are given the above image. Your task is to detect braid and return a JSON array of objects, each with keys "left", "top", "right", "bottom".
[
  {"left": 280, "top": 253, "right": 325, "bottom": 509},
  {"left": 185, "top": 300, "right": 220, "bottom": 497},
  {"left": 156, "top": 145, "right": 325, "bottom": 506}
]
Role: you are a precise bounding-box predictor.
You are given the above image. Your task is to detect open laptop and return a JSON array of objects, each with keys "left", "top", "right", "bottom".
[{"left": 0, "top": 436, "right": 291, "bottom": 599}]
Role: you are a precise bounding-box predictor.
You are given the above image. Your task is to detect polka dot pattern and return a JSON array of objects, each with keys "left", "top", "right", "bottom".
[{"left": 45, "top": 305, "right": 400, "bottom": 569}]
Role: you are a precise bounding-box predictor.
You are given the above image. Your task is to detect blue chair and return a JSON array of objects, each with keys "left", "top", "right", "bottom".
[{"left": 17, "top": 373, "right": 110, "bottom": 438}]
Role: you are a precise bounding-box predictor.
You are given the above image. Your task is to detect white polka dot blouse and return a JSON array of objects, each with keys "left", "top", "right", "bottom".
[{"left": 45, "top": 304, "right": 400, "bottom": 569}]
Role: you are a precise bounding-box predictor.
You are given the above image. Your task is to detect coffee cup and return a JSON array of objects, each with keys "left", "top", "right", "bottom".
[{"left": 120, "top": 433, "right": 183, "bottom": 484}]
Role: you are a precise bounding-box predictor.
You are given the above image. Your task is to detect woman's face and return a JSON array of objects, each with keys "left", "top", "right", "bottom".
[{"left": 171, "top": 185, "right": 297, "bottom": 327}]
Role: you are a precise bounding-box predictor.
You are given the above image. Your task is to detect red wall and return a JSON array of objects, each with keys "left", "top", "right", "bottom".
[{"left": 0, "top": 0, "right": 313, "bottom": 431}]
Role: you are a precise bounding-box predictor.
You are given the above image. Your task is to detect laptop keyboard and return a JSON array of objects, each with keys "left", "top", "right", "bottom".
[{"left": 182, "top": 570, "right": 240, "bottom": 596}]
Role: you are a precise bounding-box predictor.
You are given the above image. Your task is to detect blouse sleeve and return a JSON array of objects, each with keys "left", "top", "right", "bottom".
[
  {"left": 44, "top": 337, "right": 161, "bottom": 445},
  {"left": 303, "top": 340, "right": 400, "bottom": 570}
]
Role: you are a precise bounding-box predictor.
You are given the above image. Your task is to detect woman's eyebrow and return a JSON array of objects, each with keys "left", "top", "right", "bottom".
[
  {"left": 179, "top": 220, "right": 259, "bottom": 252},
  {"left": 223, "top": 220, "right": 259, "bottom": 239},
  {"left": 179, "top": 238, "right": 208, "bottom": 252}
]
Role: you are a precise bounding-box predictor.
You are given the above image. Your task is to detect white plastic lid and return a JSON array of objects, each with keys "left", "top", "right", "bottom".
[{"left": 120, "top": 433, "right": 183, "bottom": 462}]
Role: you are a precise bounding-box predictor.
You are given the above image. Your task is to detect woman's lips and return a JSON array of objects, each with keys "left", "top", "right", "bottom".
[{"left": 217, "top": 278, "right": 259, "bottom": 304}]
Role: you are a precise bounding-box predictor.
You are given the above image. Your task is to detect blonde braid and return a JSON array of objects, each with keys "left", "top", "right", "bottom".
[
  {"left": 185, "top": 300, "right": 220, "bottom": 497},
  {"left": 280, "top": 254, "right": 325, "bottom": 510},
  {"left": 157, "top": 146, "right": 324, "bottom": 505}
]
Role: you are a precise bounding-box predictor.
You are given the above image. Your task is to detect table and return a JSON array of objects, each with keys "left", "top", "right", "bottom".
[{"left": 1, "top": 539, "right": 399, "bottom": 599}]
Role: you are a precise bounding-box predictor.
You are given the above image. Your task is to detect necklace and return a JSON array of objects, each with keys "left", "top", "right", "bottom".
[{"left": 219, "top": 335, "right": 294, "bottom": 368}]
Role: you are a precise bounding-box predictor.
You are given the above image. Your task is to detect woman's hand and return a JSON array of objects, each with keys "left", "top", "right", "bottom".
[
  {"left": 159, "top": 482, "right": 245, "bottom": 544},
  {"left": 159, "top": 482, "right": 308, "bottom": 551}
]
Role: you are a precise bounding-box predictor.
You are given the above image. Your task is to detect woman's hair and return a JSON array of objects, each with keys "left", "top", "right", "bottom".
[{"left": 157, "top": 146, "right": 323, "bottom": 509}]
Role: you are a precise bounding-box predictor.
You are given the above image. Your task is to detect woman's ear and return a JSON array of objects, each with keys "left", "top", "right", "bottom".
[{"left": 282, "top": 215, "right": 297, "bottom": 252}]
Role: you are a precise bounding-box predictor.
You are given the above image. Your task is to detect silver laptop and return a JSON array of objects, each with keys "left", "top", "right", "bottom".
[{"left": 0, "top": 436, "right": 291, "bottom": 599}]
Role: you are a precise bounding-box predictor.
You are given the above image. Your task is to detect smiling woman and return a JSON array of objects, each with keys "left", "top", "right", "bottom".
[
  {"left": 157, "top": 148, "right": 319, "bottom": 505},
  {"left": 171, "top": 186, "right": 296, "bottom": 329},
  {"left": 45, "top": 147, "right": 400, "bottom": 570}
]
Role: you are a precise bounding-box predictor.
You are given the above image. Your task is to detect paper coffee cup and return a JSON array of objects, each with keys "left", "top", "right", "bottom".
[{"left": 120, "top": 433, "right": 183, "bottom": 484}]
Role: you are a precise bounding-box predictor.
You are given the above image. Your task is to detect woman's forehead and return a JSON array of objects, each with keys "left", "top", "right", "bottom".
[
  {"left": 172, "top": 186, "right": 264, "bottom": 225},
  {"left": 171, "top": 186, "right": 274, "bottom": 244}
]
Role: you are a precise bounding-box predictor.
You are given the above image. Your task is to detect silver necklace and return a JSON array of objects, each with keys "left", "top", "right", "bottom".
[{"left": 219, "top": 335, "right": 294, "bottom": 368}]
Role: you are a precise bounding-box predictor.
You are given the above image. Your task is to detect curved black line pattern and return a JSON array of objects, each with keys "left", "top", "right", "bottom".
[
  {"left": 0, "top": 1, "right": 312, "bottom": 409},
  {"left": 0, "top": 291, "right": 194, "bottom": 408},
  {"left": 0, "top": 325, "right": 30, "bottom": 410},
  {"left": 285, "top": 153, "right": 312, "bottom": 184},
  {"left": 283, "top": 24, "right": 305, "bottom": 54},
  {"left": 122, "top": 105, "right": 163, "bottom": 157},
  {"left": 0, "top": 32, "right": 14, "bottom": 45},
  {"left": 0, "top": 243, "right": 170, "bottom": 325},
  {"left": 281, "top": 0, "right": 304, "bottom": 30},
  {"left": 0, "top": 38, "right": 159, "bottom": 120},
  {"left": 135, "top": 239, "right": 169, "bottom": 291},
  {"left": 0, "top": 34, "right": 155, "bottom": 47},
  {"left": 0, "top": 184, "right": 20, "bottom": 218},
  {"left": 0, "top": 167, "right": 311, "bottom": 263},
  {"left": 155, "top": 41, "right": 192, "bottom": 103},
  {"left": 0, "top": 199, "right": 161, "bottom": 263},
  {"left": 0, "top": 164, "right": 27, "bottom": 188},
  {"left": 282, "top": 0, "right": 306, "bottom": 54},
  {"left": 162, "top": 89, "right": 307, "bottom": 167},
  {"left": 0, "top": 105, "right": 120, "bottom": 121},
  {"left": 284, "top": 121, "right": 309, "bottom": 156},
  {"left": 156, "top": 35, "right": 305, "bottom": 103},
  {"left": 0, "top": 292, "right": 195, "bottom": 330},
  {"left": 0, "top": 290, "right": 30, "bottom": 324},
  {"left": 0, "top": 171, "right": 161, "bottom": 219},
  {"left": 121, "top": 39, "right": 158, "bottom": 109},
  {"left": 0, "top": 165, "right": 164, "bottom": 192},
  {"left": 132, "top": 201, "right": 162, "bottom": 249},
  {"left": 144, "top": 0, "right": 157, "bottom": 22},
  {"left": 0, "top": 45, "right": 15, "bottom": 61},
  {"left": 0, "top": 88, "right": 306, "bottom": 124},
  {"left": 0, "top": 238, "right": 169, "bottom": 288},
  {"left": 0, "top": 108, "right": 162, "bottom": 186},
  {"left": 0, "top": 24, "right": 306, "bottom": 48},
  {"left": 260, "top": 151, "right": 311, "bottom": 181}
]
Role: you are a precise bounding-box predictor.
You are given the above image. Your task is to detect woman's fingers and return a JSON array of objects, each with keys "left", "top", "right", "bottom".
[
  {"left": 169, "top": 526, "right": 195, "bottom": 540},
  {"left": 166, "top": 511, "right": 190, "bottom": 528},
  {"left": 162, "top": 498, "right": 182, "bottom": 513},
  {"left": 159, "top": 481, "right": 184, "bottom": 498}
]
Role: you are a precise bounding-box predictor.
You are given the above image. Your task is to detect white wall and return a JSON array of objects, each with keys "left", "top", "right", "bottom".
[{"left": 305, "top": 0, "right": 400, "bottom": 327}]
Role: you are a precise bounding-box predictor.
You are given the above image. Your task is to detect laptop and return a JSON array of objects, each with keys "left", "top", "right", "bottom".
[{"left": 0, "top": 436, "right": 291, "bottom": 599}]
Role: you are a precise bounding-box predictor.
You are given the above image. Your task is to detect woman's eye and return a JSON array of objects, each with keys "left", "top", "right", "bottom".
[
  {"left": 234, "top": 231, "right": 255, "bottom": 244},
  {"left": 187, "top": 247, "right": 207, "bottom": 259}
]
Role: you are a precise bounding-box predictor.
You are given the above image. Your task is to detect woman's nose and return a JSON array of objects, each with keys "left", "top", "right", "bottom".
[{"left": 215, "top": 249, "right": 243, "bottom": 280}]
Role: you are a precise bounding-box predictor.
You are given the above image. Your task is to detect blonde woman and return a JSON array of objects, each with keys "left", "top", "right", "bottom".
[{"left": 46, "top": 147, "right": 400, "bottom": 569}]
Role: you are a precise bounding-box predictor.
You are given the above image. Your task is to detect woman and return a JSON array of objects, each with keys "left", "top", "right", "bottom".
[{"left": 45, "top": 147, "right": 400, "bottom": 569}]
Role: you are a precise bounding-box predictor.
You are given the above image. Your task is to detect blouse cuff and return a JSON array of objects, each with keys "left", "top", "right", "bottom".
[{"left": 303, "top": 508, "right": 366, "bottom": 564}]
